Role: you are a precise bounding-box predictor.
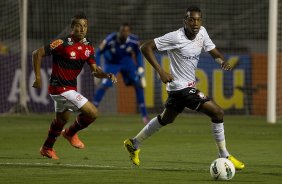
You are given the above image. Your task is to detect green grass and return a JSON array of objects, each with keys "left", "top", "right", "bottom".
[{"left": 0, "top": 114, "right": 281, "bottom": 184}]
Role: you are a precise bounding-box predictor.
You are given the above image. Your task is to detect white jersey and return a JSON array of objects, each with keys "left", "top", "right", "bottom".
[{"left": 154, "top": 26, "right": 215, "bottom": 91}]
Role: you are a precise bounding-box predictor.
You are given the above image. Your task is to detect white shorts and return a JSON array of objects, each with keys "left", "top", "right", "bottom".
[{"left": 50, "top": 90, "right": 88, "bottom": 112}]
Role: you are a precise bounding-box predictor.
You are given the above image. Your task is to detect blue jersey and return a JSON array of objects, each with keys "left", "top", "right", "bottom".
[{"left": 96, "top": 32, "right": 143, "bottom": 68}]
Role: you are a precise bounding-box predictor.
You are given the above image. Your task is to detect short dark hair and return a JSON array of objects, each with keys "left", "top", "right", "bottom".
[
  {"left": 71, "top": 11, "right": 87, "bottom": 27},
  {"left": 120, "top": 22, "right": 131, "bottom": 29},
  {"left": 184, "top": 6, "right": 202, "bottom": 19}
]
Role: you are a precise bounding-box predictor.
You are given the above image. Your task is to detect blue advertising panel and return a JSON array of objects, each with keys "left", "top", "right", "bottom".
[{"left": 0, "top": 54, "right": 94, "bottom": 113}]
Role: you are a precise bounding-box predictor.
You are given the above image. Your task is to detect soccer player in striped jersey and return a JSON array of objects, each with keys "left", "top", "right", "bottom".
[
  {"left": 93, "top": 23, "right": 149, "bottom": 124},
  {"left": 32, "top": 12, "right": 117, "bottom": 159},
  {"left": 124, "top": 6, "right": 245, "bottom": 170}
]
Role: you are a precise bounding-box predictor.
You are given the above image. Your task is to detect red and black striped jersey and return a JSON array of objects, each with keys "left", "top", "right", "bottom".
[{"left": 44, "top": 35, "right": 96, "bottom": 94}]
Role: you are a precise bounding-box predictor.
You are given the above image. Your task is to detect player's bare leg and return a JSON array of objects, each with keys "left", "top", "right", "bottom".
[
  {"left": 63, "top": 101, "right": 98, "bottom": 149},
  {"left": 199, "top": 101, "right": 245, "bottom": 170}
]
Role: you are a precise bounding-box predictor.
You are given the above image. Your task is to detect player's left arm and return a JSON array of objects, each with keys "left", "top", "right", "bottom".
[
  {"left": 90, "top": 64, "right": 117, "bottom": 83},
  {"left": 209, "top": 48, "right": 232, "bottom": 71}
]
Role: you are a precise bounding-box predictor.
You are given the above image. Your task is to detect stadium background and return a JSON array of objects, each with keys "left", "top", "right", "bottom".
[{"left": 0, "top": 0, "right": 281, "bottom": 118}]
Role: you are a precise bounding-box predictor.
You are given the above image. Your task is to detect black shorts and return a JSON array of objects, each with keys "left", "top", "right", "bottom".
[{"left": 165, "top": 87, "right": 210, "bottom": 113}]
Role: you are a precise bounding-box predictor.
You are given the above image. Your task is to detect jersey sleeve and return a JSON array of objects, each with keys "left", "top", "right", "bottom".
[
  {"left": 154, "top": 31, "right": 179, "bottom": 51},
  {"left": 44, "top": 39, "right": 64, "bottom": 55},
  {"left": 202, "top": 27, "right": 216, "bottom": 52},
  {"left": 102, "top": 33, "right": 115, "bottom": 51},
  {"left": 87, "top": 46, "right": 96, "bottom": 65},
  {"left": 96, "top": 36, "right": 111, "bottom": 66}
]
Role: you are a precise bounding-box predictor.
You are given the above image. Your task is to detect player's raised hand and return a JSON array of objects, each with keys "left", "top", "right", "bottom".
[
  {"left": 32, "top": 78, "right": 42, "bottom": 88},
  {"left": 159, "top": 70, "right": 174, "bottom": 84}
]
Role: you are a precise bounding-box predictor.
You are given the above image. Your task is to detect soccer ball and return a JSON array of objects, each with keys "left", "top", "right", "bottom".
[{"left": 210, "top": 158, "right": 235, "bottom": 180}]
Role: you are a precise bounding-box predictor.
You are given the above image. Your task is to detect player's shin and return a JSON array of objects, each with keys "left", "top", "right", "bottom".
[
  {"left": 133, "top": 116, "right": 164, "bottom": 148},
  {"left": 211, "top": 122, "right": 230, "bottom": 158},
  {"left": 43, "top": 119, "right": 64, "bottom": 148},
  {"left": 66, "top": 113, "right": 94, "bottom": 136}
]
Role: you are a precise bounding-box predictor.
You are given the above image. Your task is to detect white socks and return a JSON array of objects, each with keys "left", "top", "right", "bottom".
[
  {"left": 212, "top": 122, "right": 230, "bottom": 158},
  {"left": 132, "top": 117, "right": 163, "bottom": 148},
  {"left": 131, "top": 118, "right": 230, "bottom": 158}
]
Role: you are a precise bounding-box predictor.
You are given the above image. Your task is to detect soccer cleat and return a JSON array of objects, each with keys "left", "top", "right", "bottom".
[
  {"left": 62, "top": 129, "right": 85, "bottom": 149},
  {"left": 227, "top": 155, "right": 245, "bottom": 170},
  {"left": 40, "top": 146, "right": 59, "bottom": 160},
  {"left": 124, "top": 139, "right": 140, "bottom": 166}
]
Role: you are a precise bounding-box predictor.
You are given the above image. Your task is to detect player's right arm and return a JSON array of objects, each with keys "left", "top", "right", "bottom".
[
  {"left": 140, "top": 40, "right": 174, "bottom": 84},
  {"left": 32, "top": 47, "right": 46, "bottom": 89},
  {"left": 209, "top": 48, "right": 232, "bottom": 71},
  {"left": 90, "top": 64, "right": 117, "bottom": 83},
  {"left": 32, "top": 38, "right": 63, "bottom": 88}
]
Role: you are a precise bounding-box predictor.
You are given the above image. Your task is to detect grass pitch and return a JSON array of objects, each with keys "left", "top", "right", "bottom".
[{"left": 0, "top": 114, "right": 281, "bottom": 184}]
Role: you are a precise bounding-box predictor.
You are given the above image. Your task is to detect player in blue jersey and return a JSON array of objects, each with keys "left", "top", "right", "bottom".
[{"left": 93, "top": 23, "right": 149, "bottom": 124}]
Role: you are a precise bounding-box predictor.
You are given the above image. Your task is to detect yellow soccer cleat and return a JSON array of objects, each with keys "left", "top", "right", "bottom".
[
  {"left": 124, "top": 139, "right": 140, "bottom": 166},
  {"left": 227, "top": 155, "right": 245, "bottom": 170}
]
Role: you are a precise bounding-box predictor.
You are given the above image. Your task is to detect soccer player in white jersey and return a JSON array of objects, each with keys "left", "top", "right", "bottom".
[{"left": 124, "top": 6, "right": 245, "bottom": 170}]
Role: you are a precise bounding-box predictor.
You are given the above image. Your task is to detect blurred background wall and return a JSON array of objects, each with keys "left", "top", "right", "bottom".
[{"left": 0, "top": 0, "right": 281, "bottom": 118}]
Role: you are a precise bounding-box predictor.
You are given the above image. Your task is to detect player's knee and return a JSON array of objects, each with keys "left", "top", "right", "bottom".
[
  {"left": 158, "top": 114, "right": 173, "bottom": 125},
  {"left": 212, "top": 108, "right": 224, "bottom": 122},
  {"left": 88, "top": 107, "right": 98, "bottom": 121},
  {"left": 78, "top": 112, "right": 96, "bottom": 127},
  {"left": 55, "top": 117, "right": 68, "bottom": 125}
]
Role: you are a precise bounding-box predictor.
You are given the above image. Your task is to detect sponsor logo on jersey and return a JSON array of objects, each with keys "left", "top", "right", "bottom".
[
  {"left": 183, "top": 54, "right": 200, "bottom": 61},
  {"left": 70, "top": 51, "right": 76, "bottom": 59},
  {"left": 50, "top": 39, "right": 63, "bottom": 50},
  {"left": 78, "top": 46, "right": 82, "bottom": 50},
  {"left": 187, "top": 81, "right": 196, "bottom": 87},
  {"left": 196, "top": 41, "right": 203, "bottom": 48},
  {"left": 126, "top": 46, "right": 133, "bottom": 52}
]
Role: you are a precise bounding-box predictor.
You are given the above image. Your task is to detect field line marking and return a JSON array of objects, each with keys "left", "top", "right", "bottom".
[
  {"left": 0, "top": 162, "right": 194, "bottom": 171},
  {"left": 0, "top": 162, "right": 117, "bottom": 169}
]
